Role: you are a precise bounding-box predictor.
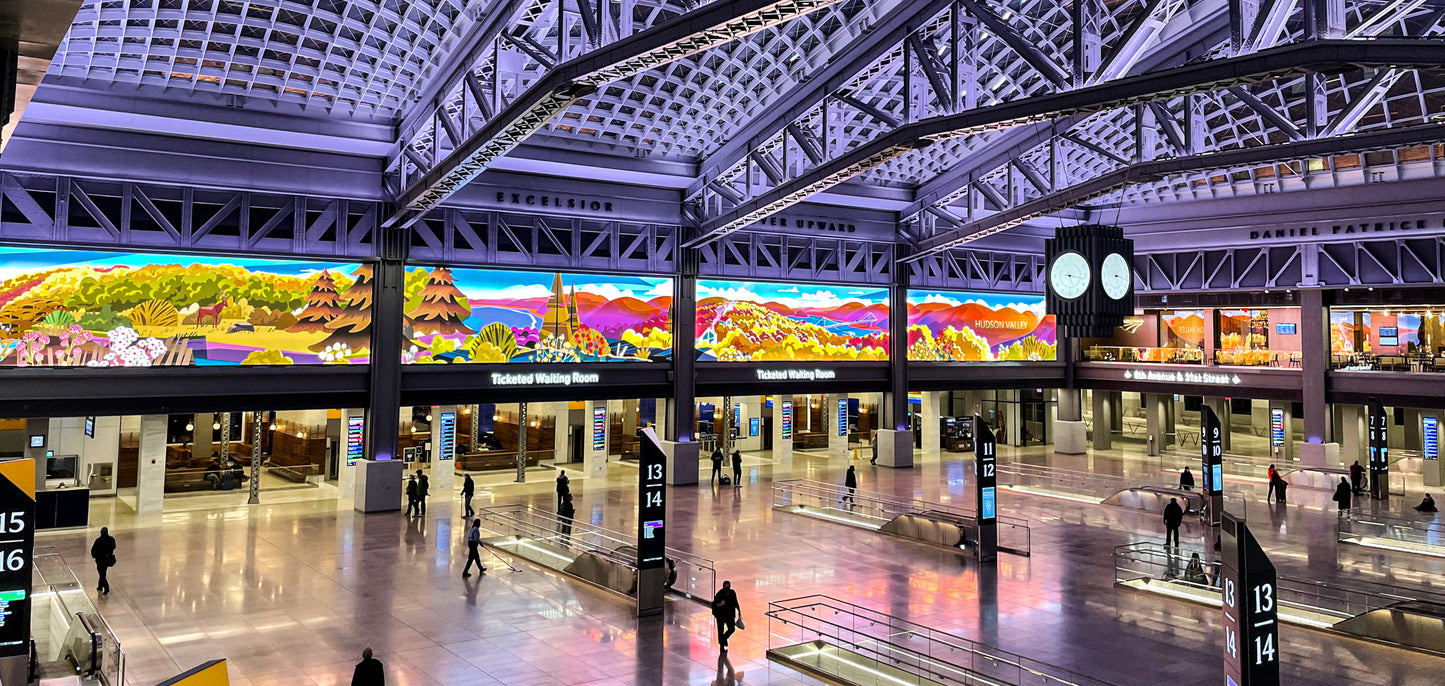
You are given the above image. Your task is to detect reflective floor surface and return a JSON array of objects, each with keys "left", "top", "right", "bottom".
[{"left": 40, "top": 442, "right": 1445, "bottom": 685}]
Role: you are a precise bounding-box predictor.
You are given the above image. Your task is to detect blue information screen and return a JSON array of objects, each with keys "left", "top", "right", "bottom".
[
  {"left": 1211, "top": 464, "right": 1223, "bottom": 490},
  {"left": 981, "top": 486, "right": 996, "bottom": 520},
  {"left": 749, "top": 417, "right": 759, "bottom": 436},
  {"left": 837, "top": 399, "right": 848, "bottom": 437},
  {"left": 781, "top": 401, "right": 792, "bottom": 440},
  {"left": 346, "top": 416, "right": 365, "bottom": 465},
  {"left": 438, "top": 412, "right": 455, "bottom": 461},
  {"left": 1425, "top": 417, "right": 1439, "bottom": 460},
  {"left": 1270, "top": 409, "right": 1284, "bottom": 447}
]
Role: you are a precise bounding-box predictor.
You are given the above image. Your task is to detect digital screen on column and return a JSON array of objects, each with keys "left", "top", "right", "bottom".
[
  {"left": 0, "top": 460, "right": 35, "bottom": 658},
  {"left": 1425, "top": 417, "right": 1439, "bottom": 460},
  {"left": 781, "top": 401, "right": 793, "bottom": 440},
  {"left": 837, "top": 399, "right": 848, "bottom": 437},
  {"left": 1269, "top": 409, "right": 1284, "bottom": 447},
  {"left": 1212, "top": 464, "right": 1223, "bottom": 491},
  {"left": 750, "top": 418, "right": 759, "bottom": 436},
  {"left": 346, "top": 416, "right": 365, "bottom": 465},
  {"left": 592, "top": 407, "right": 607, "bottom": 451},
  {"left": 438, "top": 412, "right": 455, "bottom": 461},
  {"left": 981, "top": 487, "right": 996, "bottom": 520},
  {"left": 1368, "top": 401, "right": 1388, "bottom": 471}
]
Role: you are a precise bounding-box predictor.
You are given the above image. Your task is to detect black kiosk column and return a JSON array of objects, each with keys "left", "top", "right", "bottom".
[
  {"left": 0, "top": 459, "right": 34, "bottom": 686},
  {"left": 1368, "top": 399, "right": 1389, "bottom": 500},
  {"left": 974, "top": 414, "right": 998, "bottom": 562},
  {"left": 1221, "top": 512, "right": 1279, "bottom": 686},
  {"left": 636, "top": 428, "right": 668, "bottom": 616},
  {"left": 1201, "top": 405, "right": 1223, "bottom": 527}
]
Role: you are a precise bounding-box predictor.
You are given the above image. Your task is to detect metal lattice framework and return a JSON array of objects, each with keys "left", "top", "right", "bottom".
[
  {"left": 697, "top": 232, "right": 893, "bottom": 284},
  {"left": 408, "top": 207, "right": 676, "bottom": 271},
  {"left": 1135, "top": 236, "right": 1445, "bottom": 291},
  {"left": 53, "top": 0, "right": 477, "bottom": 116}
]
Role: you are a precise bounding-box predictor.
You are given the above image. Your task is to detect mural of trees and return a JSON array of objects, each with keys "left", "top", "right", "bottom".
[
  {"left": 408, "top": 267, "right": 474, "bottom": 336},
  {"left": 292, "top": 270, "right": 343, "bottom": 333},
  {"left": 313, "top": 265, "right": 373, "bottom": 353}
]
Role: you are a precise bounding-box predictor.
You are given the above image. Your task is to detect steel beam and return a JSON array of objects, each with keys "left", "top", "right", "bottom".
[
  {"left": 908, "top": 121, "right": 1445, "bottom": 259},
  {"left": 385, "top": 0, "right": 844, "bottom": 230},
  {"left": 691, "top": 39, "right": 1445, "bottom": 247}
]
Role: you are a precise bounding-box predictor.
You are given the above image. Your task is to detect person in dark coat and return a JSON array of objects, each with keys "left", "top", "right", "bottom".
[
  {"left": 1269, "top": 471, "right": 1288, "bottom": 503},
  {"left": 711, "top": 580, "right": 742, "bottom": 652},
  {"left": 405, "top": 475, "right": 419, "bottom": 517},
  {"left": 90, "top": 527, "right": 116, "bottom": 595},
  {"left": 1266, "top": 464, "right": 1278, "bottom": 502},
  {"left": 416, "top": 470, "right": 430, "bottom": 515},
  {"left": 351, "top": 647, "right": 384, "bottom": 686},
  {"left": 462, "top": 519, "right": 486, "bottom": 577},
  {"left": 842, "top": 465, "right": 858, "bottom": 507},
  {"left": 558, "top": 492, "right": 576, "bottom": 537},
  {"left": 555, "top": 471, "right": 570, "bottom": 508},
  {"left": 1350, "top": 460, "right": 1366, "bottom": 495},
  {"left": 1415, "top": 493, "right": 1438, "bottom": 513},
  {"left": 461, "top": 473, "right": 475, "bottom": 519},
  {"left": 1333, "top": 477, "right": 1352, "bottom": 512},
  {"left": 710, "top": 448, "right": 724, "bottom": 486},
  {"left": 1178, "top": 466, "right": 1195, "bottom": 491},
  {"left": 1162, "top": 497, "right": 1184, "bottom": 547},
  {"left": 731, "top": 450, "right": 742, "bottom": 488}
]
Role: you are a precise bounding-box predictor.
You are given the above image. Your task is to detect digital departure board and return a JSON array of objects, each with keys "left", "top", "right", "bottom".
[
  {"left": 1222, "top": 513, "right": 1279, "bottom": 686},
  {"left": 1269, "top": 409, "right": 1284, "bottom": 447},
  {"left": 438, "top": 412, "right": 455, "bottom": 461},
  {"left": 837, "top": 399, "right": 848, "bottom": 437},
  {"left": 0, "top": 460, "right": 35, "bottom": 658},
  {"left": 781, "top": 401, "right": 793, "bottom": 440},
  {"left": 346, "top": 415, "right": 365, "bottom": 465},
  {"left": 1368, "top": 399, "right": 1389, "bottom": 498},
  {"left": 750, "top": 418, "right": 759, "bottom": 436},
  {"left": 1425, "top": 417, "right": 1438, "bottom": 461},
  {"left": 592, "top": 406, "right": 607, "bottom": 451}
]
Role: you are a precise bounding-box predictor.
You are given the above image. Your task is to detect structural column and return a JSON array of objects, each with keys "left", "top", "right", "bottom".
[
  {"left": 364, "top": 256, "right": 405, "bottom": 465},
  {"left": 136, "top": 414, "right": 167, "bottom": 514},
  {"left": 1338, "top": 404, "right": 1365, "bottom": 467},
  {"left": 1145, "top": 393, "right": 1166, "bottom": 456},
  {"left": 431, "top": 404, "right": 457, "bottom": 492},
  {"left": 339, "top": 408, "right": 363, "bottom": 496},
  {"left": 1268, "top": 400, "right": 1294, "bottom": 462},
  {"left": 585, "top": 399, "right": 609, "bottom": 478},
  {"left": 1297, "top": 288, "right": 1337, "bottom": 467},
  {"left": 663, "top": 257, "right": 700, "bottom": 485},
  {"left": 1055, "top": 389, "right": 1086, "bottom": 455},
  {"left": 550, "top": 402, "right": 571, "bottom": 465},
  {"left": 878, "top": 262, "right": 914, "bottom": 468},
  {"left": 1091, "top": 390, "right": 1114, "bottom": 450},
  {"left": 1204, "top": 398, "right": 1232, "bottom": 452},
  {"left": 772, "top": 395, "right": 794, "bottom": 467},
  {"left": 828, "top": 393, "right": 850, "bottom": 460},
  {"left": 919, "top": 391, "right": 942, "bottom": 460}
]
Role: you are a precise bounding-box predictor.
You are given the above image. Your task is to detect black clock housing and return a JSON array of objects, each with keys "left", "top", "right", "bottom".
[{"left": 1045, "top": 224, "right": 1136, "bottom": 338}]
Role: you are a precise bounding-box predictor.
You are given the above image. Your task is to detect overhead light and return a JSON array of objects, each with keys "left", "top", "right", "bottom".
[
  {"left": 299, "top": 431, "right": 306, "bottom": 439},
  {"left": 212, "top": 422, "right": 221, "bottom": 431},
  {"left": 425, "top": 414, "right": 433, "bottom": 422},
  {"left": 269, "top": 423, "right": 277, "bottom": 431},
  {"left": 185, "top": 422, "right": 194, "bottom": 432}
]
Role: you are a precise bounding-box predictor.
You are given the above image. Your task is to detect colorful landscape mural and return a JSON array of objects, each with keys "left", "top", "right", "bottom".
[
  {"left": 1161, "top": 310, "right": 1206, "bottom": 348},
  {"left": 401, "top": 267, "right": 672, "bottom": 363},
  {"left": 906, "top": 290, "right": 1056, "bottom": 361},
  {"left": 695, "top": 280, "right": 889, "bottom": 361},
  {"left": 0, "top": 247, "right": 368, "bottom": 366}
]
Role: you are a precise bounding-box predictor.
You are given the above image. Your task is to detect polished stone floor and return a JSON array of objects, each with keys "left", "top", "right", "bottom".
[{"left": 41, "top": 441, "right": 1445, "bottom": 685}]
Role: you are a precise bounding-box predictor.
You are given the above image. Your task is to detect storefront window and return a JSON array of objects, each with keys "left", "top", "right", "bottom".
[{"left": 1330, "top": 308, "right": 1445, "bottom": 371}]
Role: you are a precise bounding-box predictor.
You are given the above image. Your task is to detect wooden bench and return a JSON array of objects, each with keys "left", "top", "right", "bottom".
[
  {"left": 457, "top": 450, "right": 544, "bottom": 471},
  {"left": 268, "top": 464, "right": 315, "bottom": 483}
]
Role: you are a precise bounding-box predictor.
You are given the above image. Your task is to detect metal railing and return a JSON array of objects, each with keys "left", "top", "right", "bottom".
[
  {"left": 766, "top": 595, "right": 1120, "bottom": 686},
  {"left": 1115, "top": 542, "right": 1445, "bottom": 623},
  {"left": 476, "top": 504, "right": 715, "bottom": 602},
  {"left": 1340, "top": 509, "right": 1445, "bottom": 556},
  {"left": 31, "top": 547, "right": 124, "bottom": 686},
  {"left": 771, "top": 479, "right": 1030, "bottom": 556}
]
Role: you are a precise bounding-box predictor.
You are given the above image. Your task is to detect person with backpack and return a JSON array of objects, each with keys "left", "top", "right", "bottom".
[
  {"left": 90, "top": 527, "right": 116, "bottom": 596},
  {"left": 405, "top": 475, "right": 419, "bottom": 517},
  {"left": 462, "top": 519, "right": 487, "bottom": 577},
  {"left": 711, "top": 580, "right": 742, "bottom": 652},
  {"left": 555, "top": 471, "right": 570, "bottom": 508},
  {"left": 461, "top": 473, "right": 475, "bottom": 519},
  {"left": 842, "top": 465, "right": 858, "bottom": 507},
  {"left": 731, "top": 450, "right": 742, "bottom": 488},
  {"left": 558, "top": 492, "right": 576, "bottom": 537},
  {"left": 416, "top": 469, "right": 430, "bottom": 516},
  {"left": 1162, "top": 497, "right": 1184, "bottom": 547},
  {"left": 710, "top": 448, "right": 724, "bottom": 486}
]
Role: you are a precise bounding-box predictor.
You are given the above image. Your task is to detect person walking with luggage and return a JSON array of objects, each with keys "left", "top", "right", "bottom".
[
  {"left": 1270, "top": 471, "right": 1288, "bottom": 503},
  {"left": 1163, "top": 497, "right": 1184, "bottom": 547},
  {"left": 1350, "top": 460, "right": 1366, "bottom": 495},
  {"left": 460, "top": 473, "right": 475, "bottom": 519},
  {"left": 416, "top": 469, "right": 430, "bottom": 516},
  {"left": 710, "top": 448, "right": 724, "bottom": 486},
  {"left": 842, "top": 465, "right": 858, "bottom": 507},
  {"left": 1333, "top": 477, "right": 1353, "bottom": 512},
  {"left": 555, "top": 470, "right": 570, "bottom": 508},
  {"left": 1266, "top": 464, "right": 1278, "bottom": 502},
  {"left": 1179, "top": 466, "right": 1195, "bottom": 491},
  {"left": 90, "top": 527, "right": 116, "bottom": 595},
  {"left": 558, "top": 492, "right": 576, "bottom": 537},
  {"left": 462, "top": 519, "right": 487, "bottom": 577},
  {"left": 731, "top": 449, "right": 742, "bottom": 488},
  {"left": 711, "top": 580, "right": 742, "bottom": 652},
  {"left": 351, "top": 647, "right": 384, "bottom": 686},
  {"left": 405, "top": 475, "right": 419, "bottom": 517}
]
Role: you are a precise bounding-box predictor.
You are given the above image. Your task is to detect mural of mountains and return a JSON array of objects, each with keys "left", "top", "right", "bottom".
[
  {"left": 910, "top": 302, "right": 1046, "bottom": 347},
  {"left": 582, "top": 297, "right": 666, "bottom": 337}
]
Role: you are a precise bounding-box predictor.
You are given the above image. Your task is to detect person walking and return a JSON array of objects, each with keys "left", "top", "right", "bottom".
[
  {"left": 1333, "top": 477, "right": 1353, "bottom": 512},
  {"left": 1162, "top": 497, "right": 1184, "bottom": 547},
  {"left": 558, "top": 492, "right": 576, "bottom": 537},
  {"left": 462, "top": 519, "right": 487, "bottom": 577},
  {"left": 351, "top": 647, "right": 385, "bottom": 686},
  {"left": 1349, "top": 460, "right": 1366, "bottom": 495},
  {"left": 416, "top": 469, "right": 430, "bottom": 516},
  {"left": 90, "top": 527, "right": 116, "bottom": 596},
  {"left": 710, "top": 448, "right": 724, "bottom": 486},
  {"left": 1266, "top": 464, "right": 1278, "bottom": 502},
  {"left": 1178, "top": 466, "right": 1194, "bottom": 491},
  {"left": 1270, "top": 471, "right": 1288, "bottom": 503},
  {"left": 555, "top": 470, "right": 570, "bottom": 508},
  {"left": 842, "top": 465, "right": 858, "bottom": 507},
  {"left": 711, "top": 580, "right": 742, "bottom": 652},
  {"left": 405, "top": 475, "right": 419, "bottom": 518},
  {"left": 731, "top": 449, "right": 742, "bottom": 488},
  {"left": 461, "top": 473, "right": 475, "bottom": 519}
]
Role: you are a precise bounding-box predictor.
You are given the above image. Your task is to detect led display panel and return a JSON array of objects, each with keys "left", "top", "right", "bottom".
[
  {"left": 695, "top": 280, "right": 888, "bottom": 361},
  {"left": 0, "top": 247, "right": 366, "bottom": 366},
  {"left": 906, "top": 289, "right": 1056, "bottom": 361},
  {"left": 401, "top": 267, "right": 672, "bottom": 364}
]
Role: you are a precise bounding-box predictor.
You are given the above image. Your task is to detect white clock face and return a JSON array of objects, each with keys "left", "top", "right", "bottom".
[
  {"left": 1050, "top": 251, "right": 1091, "bottom": 300},
  {"left": 1101, "top": 253, "right": 1131, "bottom": 299}
]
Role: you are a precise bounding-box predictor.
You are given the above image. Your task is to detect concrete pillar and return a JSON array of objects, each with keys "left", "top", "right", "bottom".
[
  {"left": 772, "top": 395, "right": 793, "bottom": 466},
  {"left": 430, "top": 404, "right": 456, "bottom": 494},
  {"left": 551, "top": 402, "right": 571, "bottom": 465},
  {"left": 1055, "top": 389, "right": 1087, "bottom": 454},
  {"left": 1404, "top": 409, "right": 1422, "bottom": 451},
  {"left": 1423, "top": 411, "right": 1442, "bottom": 488},
  {"left": 1339, "top": 405, "right": 1365, "bottom": 468},
  {"left": 586, "top": 400, "right": 608, "bottom": 478},
  {"left": 920, "top": 391, "right": 942, "bottom": 460},
  {"left": 652, "top": 397, "right": 667, "bottom": 442},
  {"left": 829, "top": 394, "right": 850, "bottom": 460},
  {"left": 1145, "top": 393, "right": 1166, "bottom": 456},
  {"left": 1205, "top": 397, "right": 1232, "bottom": 451},
  {"left": 606, "top": 399, "right": 625, "bottom": 458},
  {"left": 1268, "top": 400, "right": 1294, "bottom": 462},
  {"left": 191, "top": 412, "right": 211, "bottom": 461},
  {"left": 137, "top": 414, "right": 167, "bottom": 514},
  {"left": 340, "top": 409, "right": 363, "bottom": 497},
  {"left": 1092, "top": 389, "right": 1114, "bottom": 450},
  {"left": 622, "top": 400, "right": 638, "bottom": 435}
]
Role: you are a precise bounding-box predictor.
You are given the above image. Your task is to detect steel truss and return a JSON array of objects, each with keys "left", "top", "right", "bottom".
[
  {"left": 408, "top": 207, "right": 676, "bottom": 272},
  {"left": 1135, "top": 237, "right": 1445, "bottom": 291},
  {"left": 909, "top": 249, "right": 1046, "bottom": 292},
  {"left": 384, "top": 0, "right": 842, "bottom": 229},
  {"left": 0, "top": 173, "right": 377, "bottom": 259}
]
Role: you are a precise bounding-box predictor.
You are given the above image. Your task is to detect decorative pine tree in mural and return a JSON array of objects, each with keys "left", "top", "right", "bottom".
[
  {"left": 312, "top": 265, "right": 373, "bottom": 352},
  {"left": 291, "top": 270, "right": 343, "bottom": 333},
  {"left": 408, "top": 267, "right": 474, "bottom": 336}
]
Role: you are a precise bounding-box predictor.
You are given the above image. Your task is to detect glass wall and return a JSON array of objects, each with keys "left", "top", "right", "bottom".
[
  {"left": 1330, "top": 307, "right": 1445, "bottom": 371},
  {"left": 1083, "top": 307, "right": 1301, "bottom": 367}
]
